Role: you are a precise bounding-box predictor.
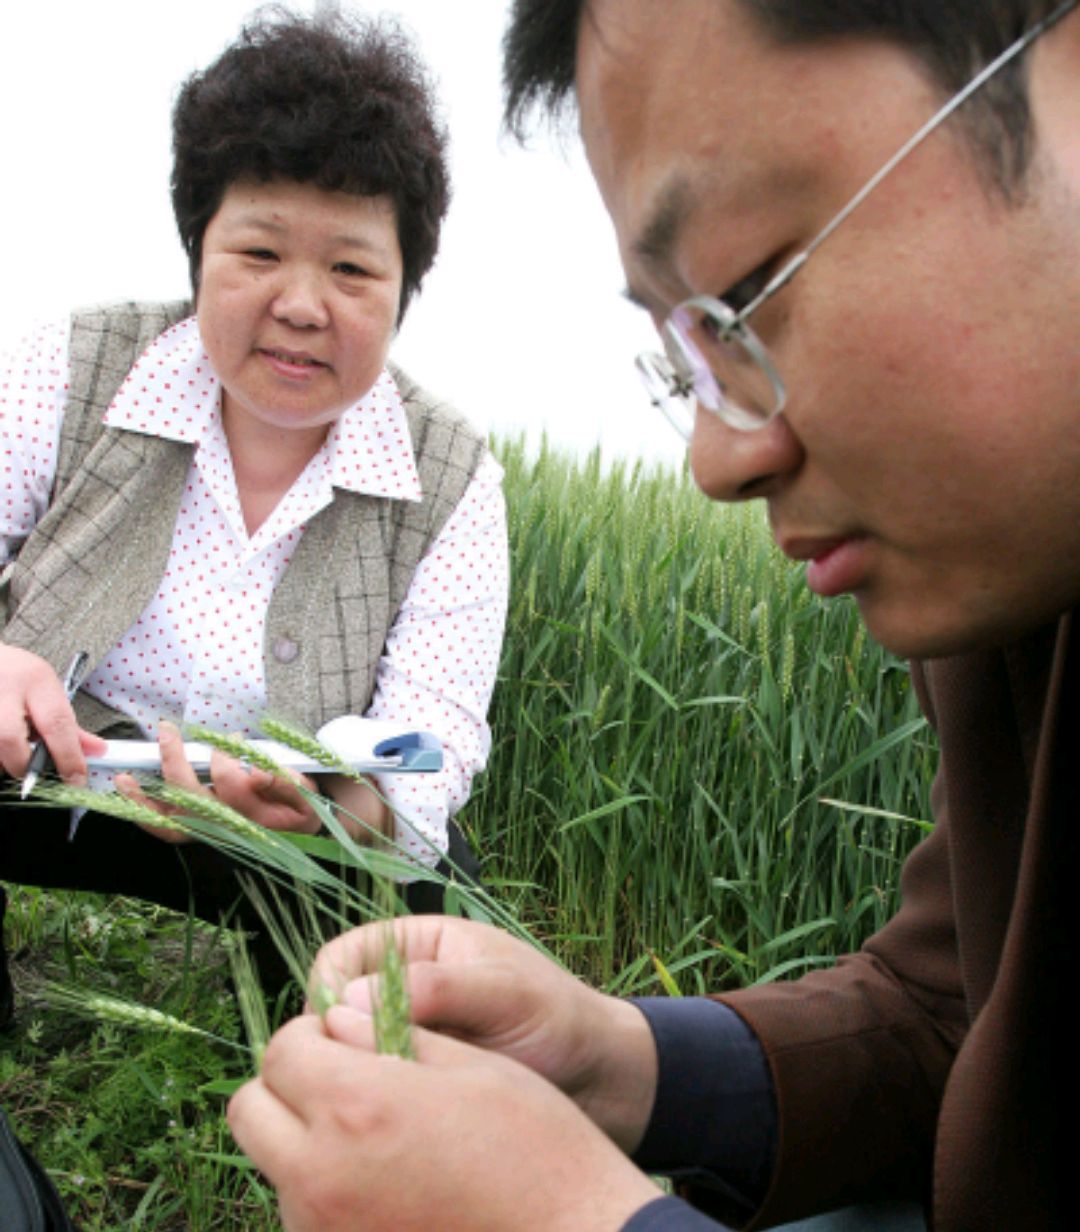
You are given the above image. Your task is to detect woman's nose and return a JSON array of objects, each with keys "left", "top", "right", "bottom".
[
  {"left": 272, "top": 269, "right": 330, "bottom": 329},
  {"left": 688, "top": 404, "right": 803, "bottom": 503}
]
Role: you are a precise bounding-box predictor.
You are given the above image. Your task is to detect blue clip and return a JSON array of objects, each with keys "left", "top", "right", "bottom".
[{"left": 373, "top": 731, "right": 443, "bottom": 772}]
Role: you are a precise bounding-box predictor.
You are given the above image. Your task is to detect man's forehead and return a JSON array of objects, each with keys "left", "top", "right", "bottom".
[
  {"left": 575, "top": 4, "right": 733, "bottom": 258},
  {"left": 575, "top": 1, "right": 802, "bottom": 205},
  {"left": 576, "top": 0, "right": 796, "bottom": 308},
  {"left": 576, "top": 1, "right": 943, "bottom": 299}
]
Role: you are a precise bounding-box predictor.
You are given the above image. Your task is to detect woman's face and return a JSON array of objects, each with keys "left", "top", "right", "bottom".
[{"left": 197, "top": 179, "right": 403, "bottom": 446}]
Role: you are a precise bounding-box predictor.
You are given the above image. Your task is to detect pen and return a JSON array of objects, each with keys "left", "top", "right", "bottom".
[{"left": 20, "top": 650, "right": 91, "bottom": 800}]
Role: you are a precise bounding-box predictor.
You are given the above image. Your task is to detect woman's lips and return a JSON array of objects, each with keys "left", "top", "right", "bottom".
[
  {"left": 781, "top": 535, "right": 870, "bottom": 597},
  {"left": 260, "top": 348, "right": 328, "bottom": 379}
]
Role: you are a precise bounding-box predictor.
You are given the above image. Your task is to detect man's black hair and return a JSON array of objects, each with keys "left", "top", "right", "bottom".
[
  {"left": 172, "top": 5, "right": 450, "bottom": 319},
  {"left": 502, "top": 0, "right": 1064, "bottom": 190}
]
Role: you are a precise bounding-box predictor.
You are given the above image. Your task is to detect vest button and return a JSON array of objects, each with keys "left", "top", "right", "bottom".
[{"left": 272, "top": 635, "right": 300, "bottom": 664}]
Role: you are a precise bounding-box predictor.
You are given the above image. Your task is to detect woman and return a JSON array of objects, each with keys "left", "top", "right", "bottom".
[{"left": 0, "top": 9, "right": 507, "bottom": 1015}]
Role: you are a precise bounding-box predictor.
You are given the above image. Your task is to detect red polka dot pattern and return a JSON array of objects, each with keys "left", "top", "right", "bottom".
[{"left": 0, "top": 318, "right": 67, "bottom": 543}]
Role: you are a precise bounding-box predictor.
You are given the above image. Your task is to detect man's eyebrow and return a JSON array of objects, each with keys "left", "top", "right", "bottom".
[{"left": 624, "top": 175, "right": 692, "bottom": 309}]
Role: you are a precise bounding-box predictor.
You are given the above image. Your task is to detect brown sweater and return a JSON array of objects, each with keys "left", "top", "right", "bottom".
[{"left": 713, "top": 615, "right": 1074, "bottom": 1229}]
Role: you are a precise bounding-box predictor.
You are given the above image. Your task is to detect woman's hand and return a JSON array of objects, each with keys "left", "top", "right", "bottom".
[
  {"left": 0, "top": 644, "right": 106, "bottom": 785},
  {"left": 116, "top": 720, "right": 323, "bottom": 843},
  {"left": 228, "top": 1009, "right": 663, "bottom": 1232},
  {"left": 320, "top": 774, "right": 392, "bottom": 841},
  {"left": 310, "top": 916, "right": 660, "bottom": 1154}
]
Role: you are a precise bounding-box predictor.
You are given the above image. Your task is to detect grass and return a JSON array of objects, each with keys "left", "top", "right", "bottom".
[
  {"left": 1, "top": 436, "right": 937, "bottom": 1228},
  {"left": 2, "top": 893, "right": 278, "bottom": 1229}
]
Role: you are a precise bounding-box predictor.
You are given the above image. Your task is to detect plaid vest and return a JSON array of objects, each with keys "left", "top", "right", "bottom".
[{"left": 0, "top": 301, "right": 486, "bottom": 737}]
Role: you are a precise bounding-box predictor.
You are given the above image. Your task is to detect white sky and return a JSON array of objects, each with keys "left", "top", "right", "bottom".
[{"left": 1, "top": 0, "right": 684, "bottom": 467}]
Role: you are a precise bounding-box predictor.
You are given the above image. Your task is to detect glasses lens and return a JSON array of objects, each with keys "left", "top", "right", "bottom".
[
  {"left": 668, "top": 302, "right": 783, "bottom": 430},
  {"left": 635, "top": 353, "right": 695, "bottom": 441}
]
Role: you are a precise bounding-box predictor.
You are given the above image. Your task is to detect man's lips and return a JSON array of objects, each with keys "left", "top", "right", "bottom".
[{"left": 778, "top": 534, "right": 870, "bottom": 597}]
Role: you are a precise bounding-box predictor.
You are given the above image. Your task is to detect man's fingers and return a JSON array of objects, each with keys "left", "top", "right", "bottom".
[
  {"left": 256, "top": 1013, "right": 386, "bottom": 1114},
  {"left": 311, "top": 915, "right": 495, "bottom": 995},
  {"left": 341, "top": 957, "right": 538, "bottom": 1045},
  {"left": 322, "top": 1002, "right": 505, "bottom": 1072},
  {"left": 320, "top": 1003, "right": 378, "bottom": 1049},
  {"left": 313, "top": 918, "right": 554, "bottom": 1048},
  {"left": 262, "top": 1006, "right": 502, "bottom": 1116},
  {"left": 227, "top": 1075, "right": 307, "bottom": 1184}
]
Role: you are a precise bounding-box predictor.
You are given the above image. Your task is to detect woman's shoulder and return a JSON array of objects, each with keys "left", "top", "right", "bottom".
[
  {"left": 381, "top": 362, "right": 490, "bottom": 530},
  {"left": 58, "top": 301, "right": 196, "bottom": 490},
  {"left": 67, "top": 300, "right": 193, "bottom": 365},
  {"left": 387, "top": 361, "right": 485, "bottom": 449}
]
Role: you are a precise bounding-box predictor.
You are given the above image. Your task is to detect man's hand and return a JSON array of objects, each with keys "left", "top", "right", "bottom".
[
  {"left": 0, "top": 644, "right": 105, "bottom": 785},
  {"left": 311, "top": 916, "right": 660, "bottom": 1153},
  {"left": 116, "top": 720, "right": 322, "bottom": 843},
  {"left": 228, "top": 1009, "right": 662, "bottom": 1232}
]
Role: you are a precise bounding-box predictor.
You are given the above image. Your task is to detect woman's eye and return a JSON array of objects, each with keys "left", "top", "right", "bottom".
[
  {"left": 245, "top": 248, "right": 278, "bottom": 262},
  {"left": 334, "top": 262, "right": 367, "bottom": 277}
]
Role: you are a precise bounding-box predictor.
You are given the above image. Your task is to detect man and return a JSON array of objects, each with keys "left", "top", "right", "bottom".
[{"left": 227, "top": 2, "right": 1079, "bottom": 1228}]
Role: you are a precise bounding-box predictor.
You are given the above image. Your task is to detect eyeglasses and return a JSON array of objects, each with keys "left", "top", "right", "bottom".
[{"left": 636, "top": 0, "right": 1079, "bottom": 441}]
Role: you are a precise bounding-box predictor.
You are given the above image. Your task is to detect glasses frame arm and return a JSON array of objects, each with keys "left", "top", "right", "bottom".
[{"left": 734, "top": 0, "right": 1080, "bottom": 328}]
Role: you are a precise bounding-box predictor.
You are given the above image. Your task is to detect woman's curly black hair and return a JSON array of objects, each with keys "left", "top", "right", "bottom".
[{"left": 171, "top": 5, "right": 450, "bottom": 320}]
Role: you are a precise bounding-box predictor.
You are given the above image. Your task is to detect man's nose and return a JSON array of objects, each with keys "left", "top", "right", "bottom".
[
  {"left": 272, "top": 268, "right": 330, "bottom": 329},
  {"left": 688, "top": 404, "right": 803, "bottom": 503}
]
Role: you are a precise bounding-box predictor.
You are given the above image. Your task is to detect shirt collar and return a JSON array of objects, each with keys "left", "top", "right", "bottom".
[{"left": 104, "top": 314, "right": 422, "bottom": 501}]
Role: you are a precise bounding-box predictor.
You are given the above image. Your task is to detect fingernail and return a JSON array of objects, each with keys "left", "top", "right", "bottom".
[
  {"left": 341, "top": 981, "right": 375, "bottom": 1016},
  {"left": 326, "top": 1003, "right": 374, "bottom": 1030}
]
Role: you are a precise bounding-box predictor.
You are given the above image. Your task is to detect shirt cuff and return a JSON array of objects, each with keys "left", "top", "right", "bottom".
[
  {"left": 621, "top": 1195, "right": 734, "bottom": 1231},
  {"left": 630, "top": 997, "right": 776, "bottom": 1220}
]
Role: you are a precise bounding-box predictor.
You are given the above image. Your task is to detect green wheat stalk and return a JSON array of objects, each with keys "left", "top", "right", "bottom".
[
  {"left": 151, "top": 783, "right": 288, "bottom": 850},
  {"left": 369, "top": 887, "right": 415, "bottom": 1060},
  {"left": 307, "top": 879, "right": 415, "bottom": 1057},
  {"left": 226, "top": 929, "right": 272, "bottom": 1067},
  {"left": 29, "top": 782, "right": 192, "bottom": 834},
  {"left": 259, "top": 716, "right": 365, "bottom": 782},
  {"left": 237, "top": 873, "right": 328, "bottom": 998},
  {"left": 183, "top": 723, "right": 292, "bottom": 777},
  {"left": 43, "top": 983, "right": 247, "bottom": 1052}
]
